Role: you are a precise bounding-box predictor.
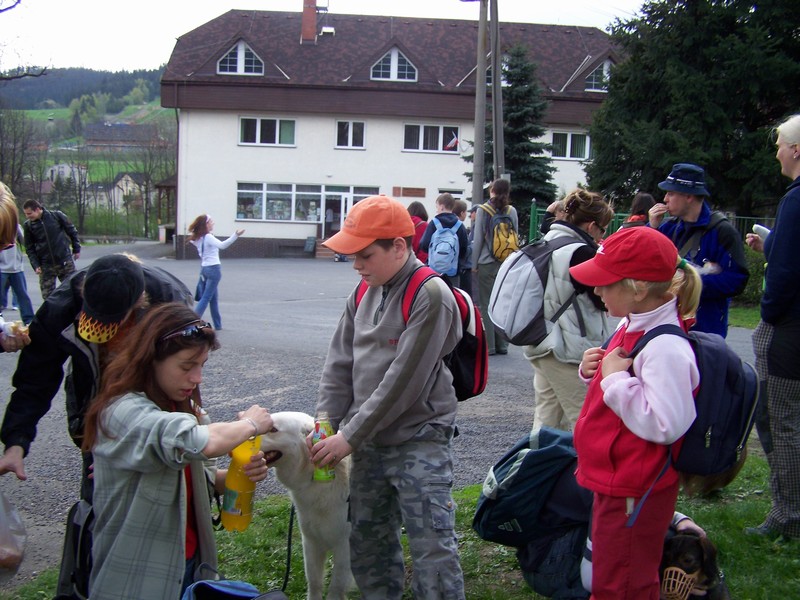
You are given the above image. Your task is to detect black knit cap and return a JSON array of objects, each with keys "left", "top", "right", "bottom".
[{"left": 78, "top": 255, "right": 145, "bottom": 344}]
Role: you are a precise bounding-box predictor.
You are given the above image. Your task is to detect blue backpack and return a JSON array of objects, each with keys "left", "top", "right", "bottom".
[
  {"left": 628, "top": 325, "right": 761, "bottom": 478},
  {"left": 622, "top": 325, "right": 761, "bottom": 525},
  {"left": 428, "top": 217, "right": 462, "bottom": 276}
]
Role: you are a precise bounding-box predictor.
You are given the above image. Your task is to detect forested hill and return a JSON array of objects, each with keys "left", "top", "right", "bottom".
[{"left": 0, "top": 67, "right": 163, "bottom": 109}]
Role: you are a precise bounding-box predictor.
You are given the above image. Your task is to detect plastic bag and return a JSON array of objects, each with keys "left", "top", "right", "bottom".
[{"left": 0, "top": 489, "right": 27, "bottom": 585}]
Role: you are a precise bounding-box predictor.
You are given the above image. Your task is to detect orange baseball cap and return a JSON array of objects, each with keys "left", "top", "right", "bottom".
[{"left": 323, "top": 195, "right": 415, "bottom": 255}]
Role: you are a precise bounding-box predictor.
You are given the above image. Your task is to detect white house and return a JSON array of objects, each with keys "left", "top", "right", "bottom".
[{"left": 161, "top": 3, "right": 616, "bottom": 257}]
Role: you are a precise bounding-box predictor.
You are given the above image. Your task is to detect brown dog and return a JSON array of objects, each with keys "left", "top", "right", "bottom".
[{"left": 660, "top": 530, "right": 731, "bottom": 600}]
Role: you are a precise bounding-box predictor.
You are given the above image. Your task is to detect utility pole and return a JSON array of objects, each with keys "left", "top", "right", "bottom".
[
  {"left": 469, "top": 0, "right": 488, "bottom": 206},
  {"left": 489, "top": 0, "right": 505, "bottom": 180}
]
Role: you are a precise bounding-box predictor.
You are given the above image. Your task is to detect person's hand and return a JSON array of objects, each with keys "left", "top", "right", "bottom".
[
  {"left": 546, "top": 200, "right": 561, "bottom": 212},
  {"left": 235, "top": 229, "right": 245, "bottom": 236},
  {"left": 34, "top": 267, "right": 41, "bottom": 275},
  {"left": 308, "top": 431, "right": 352, "bottom": 469},
  {"left": 73, "top": 252, "right": 80, "bottom": 260},
  {"left": 580, "top": 347, "right": 605, "bottom": 379},
  {"left": 648, "top": 203, "right": 669, "bottom": 228},
  {"left": 237, "top": 405, "right": 273, "bottom": 436},
  {"left": 745, "top": 233, "right": 764, "bottom": 253},
  {"left": 242, "top": 450, "right": 269, "bottom": 483},
  {"left": 675, "top": 517, "right": 706, "bottom": 537},
  {"left": 600, "top": 346, "right": 632, "bottom": 378},
  {"left": 0, "top": 446, "right": 27, "bottom": 480},
  {"left": 0, "top": 330, "right": 30, "bottom": 353}
]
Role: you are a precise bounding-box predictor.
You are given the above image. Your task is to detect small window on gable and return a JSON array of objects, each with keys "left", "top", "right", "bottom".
[
  {"left": 371, "top": 48, "right": 417, "bottom": 82},
  {"left": 218, "top": 41, "right": 264, "bottom": 76},
  {"left": 585, "top": 60, "right": 611, "bottom": 92}
]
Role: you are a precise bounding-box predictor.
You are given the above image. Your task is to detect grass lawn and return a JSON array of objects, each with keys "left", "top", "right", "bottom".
[
  {"left": 729, "top": 304, "right": 761, "bottom": 329},
  {"left": 2, "top": 454, "right": 798, "bottom": 600}
]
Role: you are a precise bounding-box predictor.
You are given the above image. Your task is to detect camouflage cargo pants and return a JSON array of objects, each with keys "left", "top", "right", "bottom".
[
  {"left": 349, "top": 424, "right": 465, "bottom": 600},
  {"left": 39, "top": 259, "right": 76, "bottom": 300}
]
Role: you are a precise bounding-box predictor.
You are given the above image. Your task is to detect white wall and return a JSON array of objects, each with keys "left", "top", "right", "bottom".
[{"left": 176, "top": 110, "right": 476, "bottom": 239}]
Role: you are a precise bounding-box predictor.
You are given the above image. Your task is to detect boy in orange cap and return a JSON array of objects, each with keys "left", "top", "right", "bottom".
[{"left": 308, "top": 195, "right": 466, "bottom": 599}]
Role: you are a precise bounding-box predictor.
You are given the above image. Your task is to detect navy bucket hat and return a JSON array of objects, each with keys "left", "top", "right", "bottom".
[{"left": 658, "top": 163, "right": 710, "bottom": 197}]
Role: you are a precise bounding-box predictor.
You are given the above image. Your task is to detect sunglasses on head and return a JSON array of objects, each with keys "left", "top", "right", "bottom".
[{"left": 159, "top": 319, "right": 212, "bottom": 342}]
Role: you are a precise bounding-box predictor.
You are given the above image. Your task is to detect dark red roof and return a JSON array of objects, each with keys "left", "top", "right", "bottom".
[{"left": 162, "top": 9, "right": 616, "bottom": 124}]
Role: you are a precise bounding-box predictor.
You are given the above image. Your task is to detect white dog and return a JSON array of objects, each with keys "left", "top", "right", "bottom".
[{"left": 260, "top": 411, "right": 353, "bottom": 600}]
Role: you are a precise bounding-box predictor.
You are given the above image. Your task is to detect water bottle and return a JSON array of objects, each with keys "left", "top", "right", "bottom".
[
  {"left": 220, "top": 435, "right": 261, "bottom": 531},
  {"left": 312, "top": 412, "right": 335, "bottom": 482}
]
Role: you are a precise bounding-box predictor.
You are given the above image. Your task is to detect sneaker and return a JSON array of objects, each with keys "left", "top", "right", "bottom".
[
  {"left": 744, "top": 523, "right": 780, "bottom": 538},
  {"left": 495, "top": 348, "right": 508, "bottom": 355}
]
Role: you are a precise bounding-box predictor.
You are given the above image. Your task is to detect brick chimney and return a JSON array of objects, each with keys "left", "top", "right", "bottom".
[{"left": 301, "top": 1, "right": 317, "bottom": 44}]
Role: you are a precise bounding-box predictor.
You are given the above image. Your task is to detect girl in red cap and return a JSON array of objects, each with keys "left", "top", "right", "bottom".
[{"left": 568, "top": 226, "right": 702, "bottom": 599}]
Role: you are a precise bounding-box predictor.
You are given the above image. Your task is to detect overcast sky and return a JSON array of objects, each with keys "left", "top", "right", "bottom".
[{"left": 1, "top": 0, "right": 645, "bottom": 72}]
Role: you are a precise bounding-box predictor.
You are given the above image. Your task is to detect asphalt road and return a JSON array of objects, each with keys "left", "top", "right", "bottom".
[{"left": 0, "top": 241, "right": 757, "bottom": 588}]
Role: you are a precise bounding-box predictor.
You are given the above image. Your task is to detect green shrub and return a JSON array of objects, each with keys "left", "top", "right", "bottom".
[{"left": 738, "top": 246, "right": 766, "bottom": 306}]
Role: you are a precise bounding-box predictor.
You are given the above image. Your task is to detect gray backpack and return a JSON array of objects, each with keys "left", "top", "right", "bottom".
[{"left": 488, "top": 237, "right": 586, "bottom": 346}]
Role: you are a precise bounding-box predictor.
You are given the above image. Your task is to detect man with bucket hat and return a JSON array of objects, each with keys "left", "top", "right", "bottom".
[
  {"left": 0, "top": 253, "right": 192, "bottom": 499},
  {"left": 648, "top": 163, "right": 748, "bottom": 337}
]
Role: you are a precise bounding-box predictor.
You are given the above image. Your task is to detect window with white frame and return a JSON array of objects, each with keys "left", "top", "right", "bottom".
[
  {"left": 240, "top": 117, "right": 295, "bottom": 146},
  {"left": 236, "top": 183, "right": 380, "bottom": 221},
  {"left": 403, "top": 124, "right": 459, "bottom": 153},
  {"left": 551, "top": 132, "right": 591, "bottom": 160},
  {"left": 218, "top": 41, "right": 264, "bottom": 75},
  {"left": 585, "top": 60, "right": 611, "bottom": 92},
  {"left": 371, "top": 48, "right": 417, "bottom": 81},
  {"left": 336, "top": 121, "right": 365, "bottom": 148}
]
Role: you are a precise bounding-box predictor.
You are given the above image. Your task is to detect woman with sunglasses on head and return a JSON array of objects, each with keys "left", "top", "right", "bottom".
[
  {"left": 188, "top": 214, "right": 244, "bottom": 331},
  {"left": 81, "top": 302, "right": 272, "bottom": 600},
  {"left": 522, "top": 189, "right": 617, "bottom": 432}
]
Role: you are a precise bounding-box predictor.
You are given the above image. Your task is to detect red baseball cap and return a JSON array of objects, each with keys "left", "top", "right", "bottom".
[
  {"left": 323, "top": 195, "right": 415, "bottom": 255},
  {"left": 569, "top": 226, "right": 678, "bottom": 286}
]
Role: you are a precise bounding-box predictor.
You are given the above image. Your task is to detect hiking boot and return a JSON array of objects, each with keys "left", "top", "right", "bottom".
[{"left": 744, "top": 523, "right": 780, "bottom": 539}]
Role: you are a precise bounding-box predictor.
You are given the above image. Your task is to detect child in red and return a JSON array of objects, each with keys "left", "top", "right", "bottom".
[{"left": 568, "top": 226, "right": 702, "bottom": 599}]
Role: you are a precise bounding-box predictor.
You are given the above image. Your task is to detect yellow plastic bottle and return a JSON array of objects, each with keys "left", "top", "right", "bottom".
[
  {"left": 312, "top": 413, "right": 335, "bottom": 482},
  {"left": 220, "top": 435, "right": 261, "bottom": 531}
]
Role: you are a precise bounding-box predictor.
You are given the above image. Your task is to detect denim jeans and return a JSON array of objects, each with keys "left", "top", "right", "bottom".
[
  {"left": 1, "top": 271, "right": 35, "bottom": 324},
  {"left": 194, "top": 264, "right": 222, "bottom": 329}
]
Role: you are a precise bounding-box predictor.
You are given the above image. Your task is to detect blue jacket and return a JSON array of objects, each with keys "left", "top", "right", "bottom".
[
  {"left": 762, "top": 177, "right": 800, "bottom": 324},
  {"left": 657, "top": 202, "right": 749, "bottom": 337}
]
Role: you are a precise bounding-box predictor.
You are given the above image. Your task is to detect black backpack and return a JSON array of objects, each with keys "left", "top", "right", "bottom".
[
  {"left": 54, "top": 500, "right": 94, "bottom": 600},
  {"left": 472, "top": 427, "right": 578, "bottom": 547}
]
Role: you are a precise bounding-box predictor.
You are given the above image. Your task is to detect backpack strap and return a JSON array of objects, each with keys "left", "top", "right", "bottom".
[
  {"left": 433, "top": 217, "right": 443, "bottom": 232},
  {"left": 672, "top": 211, "right": 726, "bottom": 258},
  {"left": 354, "top": 266, "right": 440, "bottom": 324}
]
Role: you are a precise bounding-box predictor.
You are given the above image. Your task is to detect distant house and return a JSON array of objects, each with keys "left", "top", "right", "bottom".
[
  {"left": 47, "top": 163, "right": 87, "bottom": 183},
  {"left": 109, "top": 172, "right": 152, "bottom": 209},
  {"left": 161, "top": 3, "right": 618, "bottom": 258},
  {"left": 83, "top": 123, "right": 157, "bottom": 152}
]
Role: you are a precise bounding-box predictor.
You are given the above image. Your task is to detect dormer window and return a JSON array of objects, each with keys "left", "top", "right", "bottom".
[
  {"left": 371, "top": 48, "right": 417, "bottom": 82},
  {"left": 218, "top": 41, "right": 264, "bottom": 75},
  {"left": 585, "top": 60, "right": 611, "bottom": 92}
]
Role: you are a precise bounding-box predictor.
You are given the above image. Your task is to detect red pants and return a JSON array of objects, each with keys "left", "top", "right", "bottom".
[{"left": 590, "top": 483, "right": 678, "bottom": 600}]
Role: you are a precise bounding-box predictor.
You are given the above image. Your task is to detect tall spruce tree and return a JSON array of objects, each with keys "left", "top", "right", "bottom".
[{"left": 586, "top": 0, "right": 800, "bottom": 215}]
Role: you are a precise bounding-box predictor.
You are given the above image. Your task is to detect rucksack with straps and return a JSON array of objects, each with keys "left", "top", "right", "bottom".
[
  {"left": 355, "top": 266, "right": 488, "bottom": 401},
  {"left": 488, "top": 237, "right": 587, "bottom": 346},
  {"left": 427, "top": 217, "right": 462, "bottom": 276},
  {"left": 472, "top": 427, "right": 579, "bottom": 547},
  {"left": 480, "top": 203, "right": 520, "bottom": 262},
  {"left": 615, "top": 324, "right": 761, "bottom": 524}
]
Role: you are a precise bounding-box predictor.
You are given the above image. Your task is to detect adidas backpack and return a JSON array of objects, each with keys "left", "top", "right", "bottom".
[
  {"left": 488, "top": 237, "right": 587, "bottom": 346},
  {"left": 355, "top": 266, "right": 488, "bottom": 401},
  {"left": 480, "top": 203, "right": 519, "bottom": 262},
  {"left": 427, "top": 217, "right": 462, "bottom": 276}
]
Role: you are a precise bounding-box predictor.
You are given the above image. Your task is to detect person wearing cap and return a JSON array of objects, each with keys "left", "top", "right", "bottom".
[
  {"left": 648, "top": 163, "right": 749, "bottom": 337},
  {"left": 21, "top": 198, "right": 81, "bottom": 301},
  {"left": 307, "top": 195, "right": 466, "bottom": 598},
  {"left": 568, "top": 226, "right": 702, "bottom": 599},
  {"left": 0, "top": 253, "right": 193, "bottom": 502}
]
